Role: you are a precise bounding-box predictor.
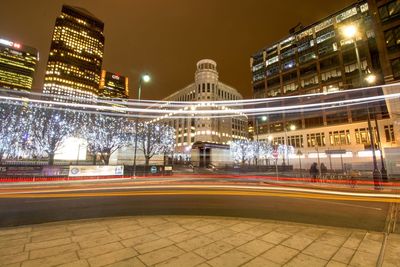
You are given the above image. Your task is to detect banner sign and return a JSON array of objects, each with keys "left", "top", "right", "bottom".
[{"left": 68, "top": 165, "right": 124, "bottom": 177}]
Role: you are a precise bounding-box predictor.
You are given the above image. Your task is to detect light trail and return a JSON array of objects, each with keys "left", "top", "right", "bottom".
[
  {"left": 0, "top": 90, "right": 397, "bottom": 119},
  {"left": 0, "top": 184, "right": 399, "bottom": 199},
  {"left": 0, "top": 184, "right": 399, "bottom": 203},
  {"left": 0, "top": 83, "right": 396, "bottom": 107}
]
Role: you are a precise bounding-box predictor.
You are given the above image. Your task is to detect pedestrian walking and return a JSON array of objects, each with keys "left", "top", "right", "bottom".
[
  {"left": 320, "top": 163, "right": 328, "bottom": 179},
  {"left": 310, "top": 162, "right": 318, "bottom": 182}
]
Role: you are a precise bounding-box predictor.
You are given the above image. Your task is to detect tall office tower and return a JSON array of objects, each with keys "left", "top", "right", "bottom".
[
  {"left": 250, "top": 0, "right": 400, "bottom": 171},
  {"left": 99, "top": 70, "right": 129, "bottom": 99},
  {"left": 0, "top": 38, "right": 38, "bottom": 91},
  {"left": 43, "top": 5, "right": 105, "bottom": 101}
]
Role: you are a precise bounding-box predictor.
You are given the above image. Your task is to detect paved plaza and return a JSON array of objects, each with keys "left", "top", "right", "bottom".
[{"left": 0, "top": 215, "right": 399, "bottom": 267}]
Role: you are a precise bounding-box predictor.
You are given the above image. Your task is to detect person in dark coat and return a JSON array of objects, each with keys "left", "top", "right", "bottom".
[
  {"left": 310, "top": 162, "right": 319, "bottom": 181},
  {"left": 320, "top": 163, "right": 328, "bottom": 179}
]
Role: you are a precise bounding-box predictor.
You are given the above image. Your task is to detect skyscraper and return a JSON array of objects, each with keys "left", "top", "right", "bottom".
[
  {"left": 43, "top": 5, "right": 105, "bottom": 101},
  {"left": 99, "top": 70, "right": 129, "bottom": 99},
  {"left": 249, "top": 0, "right": 400, "bottom": 172},
  {"left": 0, "top": 37, "right": 38, "bottom": 91}
]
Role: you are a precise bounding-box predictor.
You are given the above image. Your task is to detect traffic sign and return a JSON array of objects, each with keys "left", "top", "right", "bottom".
[
  {"left": 150, "top": 166, "right": 157, "bottom": 174},
  {"left": 272, "top": 150, "right": 278, "bottom": 158}
]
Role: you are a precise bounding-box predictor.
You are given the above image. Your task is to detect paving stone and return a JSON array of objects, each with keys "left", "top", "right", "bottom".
[
  {"left": 176, "top": 236, "right": 215, "bottom": 252},
  {"left": 242, "top": 223, "right": 277, "bottom": 237},
  {"left": 0, "top": 227, "right": 31, "bottom": 236},
  {"left": 0, "top": 237, "right": 30, "bottom": 249},
  {"left": 365, "top": 232, "right": 384, "bottom": 242},
  {"left": 72, "top": 226, "right": 108, "bottom": 236},
  {"left": 281, "top": 234, "right": 314, "bottom": 251},
  {"left": 25, "top": 237, "right": 71, "bottom": 251},
  {"left": 242, "top": 256, "right": 280, "bottom": 267},
  {"left": 108, "top": 224, "right": 143, "bottom": 235},
  {"left": 21, "top": 252, "right": 78, "bottom": 267},
  {"left": 150, "top": 222, "right": 180, "bottom": 231},
  {"left": 222, "top": 232, "right": 255, "bottom": 246},
  {"left": 196, "top": 263, "right": 212, "bottom": 267},
  {"left": 260, "top": 245, "right": 299, "bottom": 265},
  {"left": 296, "top": 227, "right": 327, "bottom": 239},
  {"left": 30, "top": 243, "right": 79, "bottom": 260},
  {"left": 302, "top": 241, "right": 340, "bottom": 261},
  {"left": 204, "top": 228, "right": 236, "bottom": 241},
  {"left": 134, "top": 238, "right": 174, "bottom": 254},
  {"left": 326, "top": 260, "right": 348, "bottom": 267},
  {"left": 0, "top": 252, "right": 29, "bottom": 265},
  {"left": 155, "top": 226, "right": 186, "bottom": 237},
  {"left": 275, "top": 225, "right": 303, "bottom": 235},
  {"left": 136, "top": 217, "right": 168, "bottom": 227},
  {"left": 79, "top": 242, "right": 124, "bottom": 259},
  {"left": 168, "top": 230, "right": 203, "bottom": 243},
  {"left": 0, "top": 232, "right": 29, "bottom": 242},
  {"left": 105, "top": 220, "right": 140, "bottom": 230},
  {"left": 105, "top": 257, "right": 145, "bottom": 267},
  {"left": 382, "top": 234, "right": 400, "bottom": 267},
  {"left": 88, "top": 248, "right": 138, "bottom": 267},
  {"left": 207, "top": 249, "right": 253, "bottom": 267},
  {"left": 285, "top": 253, "right": 327, "bottom": 267},
  {"left": 0, "top": 244, "right": 24, "bottom": 257},
  {"left": 30, "top": 230, "right": 72, "bottom": 243},
  {"left": 229, "top": 223, "right": 255, "bottom": 232},
  {"left": 181, "top": 220, "right": 210, "bottom": 230},
  {"left": 138, "top": 245, "right": 185, "bottom": 266},
  {"left": 79, "top": 234, "right": 121, "bottom": 249},
  {"left": 121, "top": 233, "right": 160, "bottom": 248},
  {"left": 194, "top": 241, "right": 234, "bottom": 260},
  {"left": 349, "top": 250, "right": 379, "bottom": 267},
  {"left": 236, "top": 239, "right": 275, "bottom": 257},
  {"left": 342, "top": 232, "right": 365, "bottom": 249},
  {"left": 117, "top": 227, "right": 152, "bottom": 240},
  {"left": 196, "top": 224, "right": 224, "bottom": 234},
  {"left": 357, "top": 237, "right": 382, "bottom": 255},
  {"left": 58, "top": 259, "right": 90, "bottom": 267},
  {"left": 260, "top": 231, "right": 290, "bottom": 245},
  {"left": 215, "top": 219, "right": 242, "bottom": 227},
  {"left": 30, "top": 226, "right": 67, "bottom": 237},
  {"left": 326, "top": 229, "right": 353, "bottom": 238},
  {"left": 155, "top": 252, "right": 205, "bottom": 267},
  {"left": 316, "top": 233, "right": 348, "bottom": 247},
  {"left": 71, "top": 230, "right": 110, "bottom": 243},
  {"left": 331, "top": 247, "right": 355, "bottom": 264}
]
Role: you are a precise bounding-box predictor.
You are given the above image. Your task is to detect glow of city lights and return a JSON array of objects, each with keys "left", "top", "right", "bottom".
[
  {"left": 365, "top": 74, "right": 377, "bottom": 84},
  {"left": 342, "top": 25, "right": 357, "bottom": 38},
  {"left": 142, "top": 74, "right": 151, "bottom": 83}
]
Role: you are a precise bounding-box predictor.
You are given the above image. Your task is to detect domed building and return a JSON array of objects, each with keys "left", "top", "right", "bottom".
[{"left": 159, "top": 59, "right": 248, "bottom": 166}]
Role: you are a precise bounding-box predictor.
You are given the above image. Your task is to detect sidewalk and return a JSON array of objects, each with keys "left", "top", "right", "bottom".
[{"left": 0, "top": 216, "right": 399, "bottom": 267}]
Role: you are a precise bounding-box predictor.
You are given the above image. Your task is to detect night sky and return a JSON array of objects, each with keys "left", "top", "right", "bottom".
[{"left": 0, "top": 0, "right": 354, "bottom": 99}]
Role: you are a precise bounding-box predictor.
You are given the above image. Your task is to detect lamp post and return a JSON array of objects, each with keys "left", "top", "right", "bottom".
[
  {"left": 297, "top": 150, "right": 303, "bottom": 177},
  {"left": 255, "top": 116, "right": 267, "bottom": 142},
  {"left": 133, "top": 74, "right": 151, "bottom": 177},
  {"left": 283, "top": 124, "right": 296, "bottom": 166},
  {"left": 374, "top": 115, "right": 388, "bottom": 182},
  {"left": 342, "top": 25, "right": 381, "bottom": 188}
]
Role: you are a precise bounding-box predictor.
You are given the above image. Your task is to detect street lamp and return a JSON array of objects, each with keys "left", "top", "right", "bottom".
[
  {"left": 342, "top": 24, "right": 381, "bottom": 188},
  {"left": 283, "top": 124, "right": 296, "bottom": 166},
  {"left": 255, "top": 115, "right": 267, "bottom": 141},
  {"left": 133, "top": 73, "right": 151, "bottom": 177}
]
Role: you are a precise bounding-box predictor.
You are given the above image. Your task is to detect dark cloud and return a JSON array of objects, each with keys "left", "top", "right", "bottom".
[{"left": 0, "top": 0, "right": 354, "bottom": 99}]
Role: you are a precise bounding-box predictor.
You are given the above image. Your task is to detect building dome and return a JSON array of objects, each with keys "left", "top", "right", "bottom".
[{"left": 196, "top": 59, "right": 217, "bottom": 71}]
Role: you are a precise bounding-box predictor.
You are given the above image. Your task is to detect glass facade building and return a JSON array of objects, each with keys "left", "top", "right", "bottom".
[
  {"left": 43, "top": 5, "right": 105, "bottom": 101},
  {"left": 99, "top": 70, "right": 129, "bottom": 99},
  {"left": 250, "top": 0, "right": 400, "bottom": 136},
  {"left": 0, "top": 38, "right": 38, "bottom": 91}
]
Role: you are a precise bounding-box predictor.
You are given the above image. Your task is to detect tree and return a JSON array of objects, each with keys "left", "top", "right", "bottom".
[
  {"left": 137, "top": 123, "right": 175, "bottom": 167},
  {"left": 26, "top": 106, "right": 79, "bottom": 165},
  {"left": 83, "top": 114, "right": 133, "bottom": 165},
  {"left": 230, "top": 140, "right": 254, "bottom": 165},
  {"left": 0, "top": 101, "right": 26, "bottom": 162}
]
